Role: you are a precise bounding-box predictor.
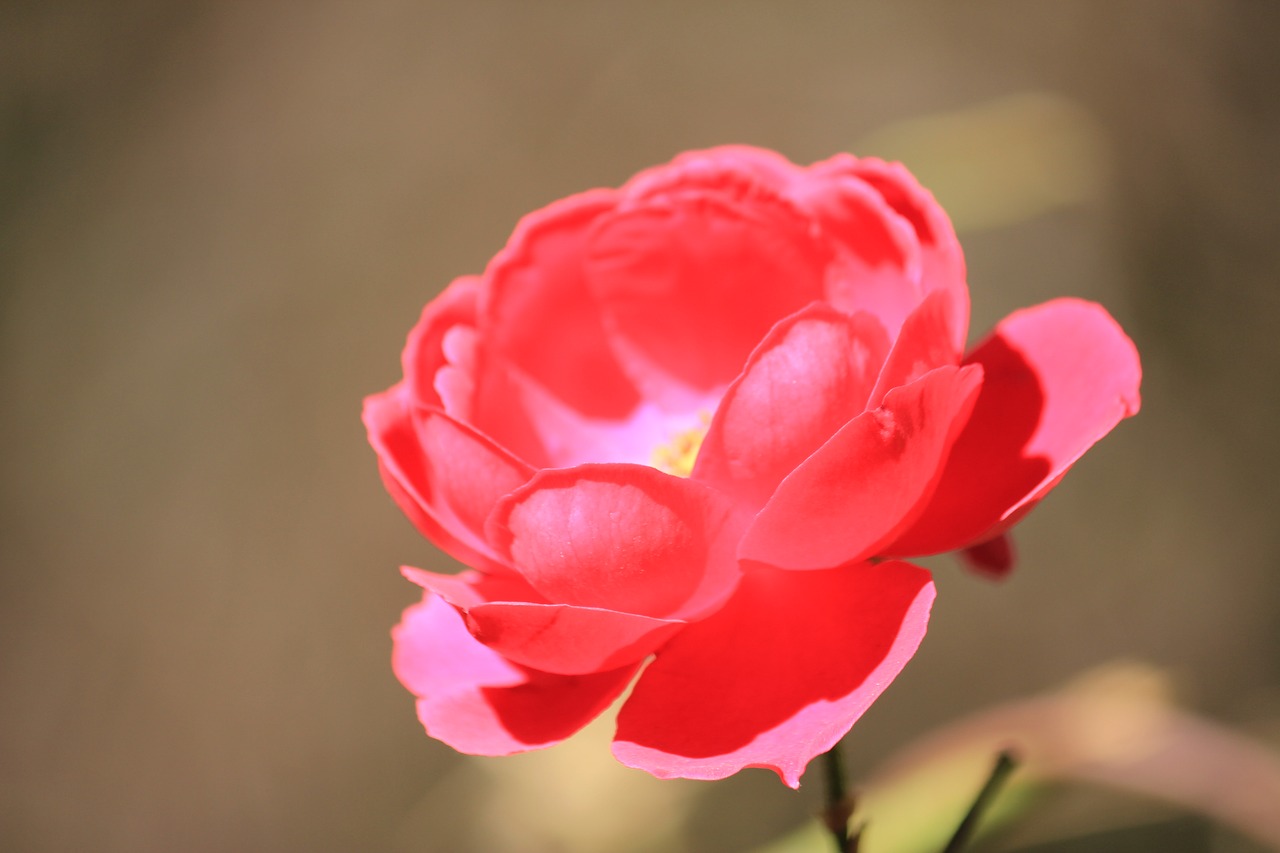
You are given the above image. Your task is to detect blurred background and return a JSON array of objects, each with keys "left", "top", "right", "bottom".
[{"left": 3, "top": 2, "right": 1279, "bottom": 851}]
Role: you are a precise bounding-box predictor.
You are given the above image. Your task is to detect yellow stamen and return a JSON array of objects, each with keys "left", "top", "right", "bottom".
[{"left": 650, "top": 413, "right": 711, "bottom": 478}]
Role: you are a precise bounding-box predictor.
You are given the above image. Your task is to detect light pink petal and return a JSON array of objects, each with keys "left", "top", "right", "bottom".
[
  {"left": 813, "top": 155, "right": 970, "bottom": 353},
  {"left": 867, "top": 289, "right": 964, "bottom": 408},
  {"left": 483, "top": 188, "right": 639, "bottom": 419},
  {"left": 612, "top": 561, "right": 935, "bottom": 787},
  {"left": 739, "top": 365, "right": 984, "bottom": 570},
  {"left": 488, "top": 464, "right": 740, "bottom": 620},
  {"left": 693, "top": 303, "right": 890, "bottom": 510},
  {"left": 401, "top": 566, "right": 685, "bottom": 676},
  {"left": 392, "top": 594, "right": 638, "bottom": 755},
  {"left": 585, "top": 173, "right": 830, "bottom": 397},
  {"left": 885, "top": 298, "right": 1142, "bottom": 558},
  {"left": 363, "top": 388, "right": 533, "bottom": 569},
  {"left": 431, "top": 321, "right": 480, "bottom": 424}
]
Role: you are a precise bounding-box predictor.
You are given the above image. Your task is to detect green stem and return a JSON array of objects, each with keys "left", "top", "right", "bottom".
[
  {"left": 941, "top": 750, "right": 1019, "bottom": 853},
  {"left": 821, "top": 742, "right": 855, "bottom": 852}
]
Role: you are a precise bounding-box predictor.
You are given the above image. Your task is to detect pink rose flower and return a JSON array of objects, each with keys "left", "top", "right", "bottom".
[{"left": 364, "top": 146, "right": 1141, "bottom": 786}]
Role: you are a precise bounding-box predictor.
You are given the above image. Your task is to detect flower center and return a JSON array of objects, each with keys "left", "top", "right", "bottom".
[{"left": 649, "top": 412, "right": 711, "bottom": 478}]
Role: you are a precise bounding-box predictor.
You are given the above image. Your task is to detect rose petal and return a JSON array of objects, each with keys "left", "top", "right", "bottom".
[
  {"left": 488, "top": 464, "right": 739, "bottom": 620},
  {"left": 586, "top": 174, "right": 829, "bottom": 398},
  {"left": 401, "top": 565, "right": 542, "bottom": 608},
  {"left": 433, "top": 324, "right": 481, "bottom": 423},
  {"left": 739, "top": 364, "right": 983, "bottom": 570},
  {"left": 465, "top": 604, "right": 683, "bottom": 676},
  {"left": 884, "top": 298, "right": 1142, "bottom": 558},
  {"left": 372, "top": 459, "right": 500, "bottom": 571},
  {"left": 363, "top": 388, "right": 532, "bottom": 568},
  {"left": 402, "top": 276, "right": 482, "bottom": 410},
  {"left": 812, "top": 155, "right": 970, "bottom": 352},
  {"left": 397, "top": 275, "right": 551, "bottom": 466},
  {"left": 786, "top": 171, "right": 925, "bottom": 339},
  {"left": 484, "top": 188, "right": 639, "bottom": 418},
  {"left": 364, "top": 387, "right": 502, "bottom": 571},
  {"left": 467, "top": 358, "right": 716, "bottom": 471},
  {"left": 411, "top": 409, "right": 534, "bottom": 551},
  {"left": 867, "top": 289, "right": 963, "bottom": 408},
  {"left": 612, "top": 561, "right": 935, "bottom": 787},
  {"left": 458, "top": 355, "right": 556, "bottom": 469},
  {"left": 401, "top": 566, "right": 685, "bottom": 676},
  {"left": 392, "top": 594, "right": 638, "bottom": 755},
  {"left": 624, "top": 146, "right": 803, "bottom": 197},
  {"left": 693, "top": 303, "right": 890, "bottom": 510}
]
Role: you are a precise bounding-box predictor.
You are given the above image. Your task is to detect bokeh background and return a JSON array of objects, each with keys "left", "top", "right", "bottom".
[{"left": 3, "top": 2, "right": 1279, "bottom": 851}]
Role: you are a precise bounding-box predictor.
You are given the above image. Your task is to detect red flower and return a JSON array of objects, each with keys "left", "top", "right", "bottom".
[{"left": 364, "top": 146, "right": 1141, "bottom": 786}]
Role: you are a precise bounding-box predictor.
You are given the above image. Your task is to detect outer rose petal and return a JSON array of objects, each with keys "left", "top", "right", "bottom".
[
  {"left": 612, "top": 561, "right": 935, "bottom": 787},
  {"left": 400, "top": 565, "right": 543, "bottom": 608},
  {"left": 693, "top": 303, "right": 890, "bottom": 510},
  {"left": 585, "top": 172, "right": 829, "bottom": 396},
  {"left": 464, "top": 603, "right": 684, "bottom": 676},
  {"left": 739, "top": 365, "right": 983, "bottom": 570},
  {"left": 483, "top": 188, "right": 639, "bottom": 418},
  {"left": 393, "top": 594, "right": 638, "bottom": 755},
  {"left": 363, "top": 386, "right": 513, "bottom": 572},
  {"left": 411, "top": 409, "right": 534, "bottom": 553},
  {"left": 402, "top": 567, "right": 686, "bottom": 676},
  {"left": 885, "top": 299, "right": 1142, "bottom": 558},
  {"left": 625, "top": 146, "right": 803, "bottom": 196},
  {"left": 488, "top": 465, "right": 739, "bottom": 620}
]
